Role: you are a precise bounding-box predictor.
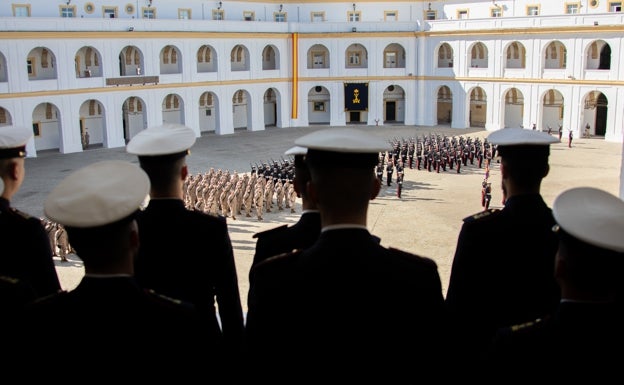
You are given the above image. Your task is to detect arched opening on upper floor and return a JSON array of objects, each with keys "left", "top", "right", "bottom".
[
  {"left": 469, "top": 42, "right": 488, "bottom": 68},
  {"left": 544, "top": 41, "right": 567, "bottom": 69},
  {"left": 263, "top": 88, "right": 281, "bottom": 127},
  {"left": 231, "top": 45, "right": 250, "bottom": 72},
  {"left": 78, "top": 99, "right": 106, "bottom": 150},
  {"left": 468, "top": 87, "right": 487, "bottom": 127},
  {"left": 75, "top": 46, "right": 102, "bottom": 78},
  {"left": 436, "top": 43, "right": 453, "bottom": 68},
  {"left": 122, "top": 96, "right": 147, "bottom": 143},
  {"left": 32, "top": 102, "right": 61, "bottom": 152},
  {"left": 383, "top": 43, "right": 405, "bottom": 68},
  {"left": 504, "top": 42, "right": 526, "bottom": 69},
  {"left": 232, "top": 89, "right": 251, "bottom": 130},
  {"left": 160, "top": 45, "right": 183, "bottom": 75},
  {"left": 0, "top": 106, "right": 12, "bottom": 125},
  {"left": 585, "top": 40, "right": 611, "bottom": 70},
  {"left": 199, "top": 91, "right": 218, "bottom": 134},
  {"left": 307, "top": 85, "right": 330, "bottom": 125},
  {"left": 540, "top": 89, "right": 564, "bottom": 132},
  {"left": 0, "top": 53, "right": 8, "bottom": 82},
  {"left": 262, "top": 45, "right": 279, "bottom": 70},
  {"left": 345, "top": 43, "right": 368, "bottom": 69},
  {"left": 119, "top": 46, "right": 144, "bottom": 76},
  {"left": 27, "top": 47, "right": 58, "bottom": 81},
  {"left": 436, "top": 85, "right": 453, "bottom": 125},
  {"left": 163, "top": 94, "right": 185, "bottom": 125},
  {"left": 307, "top": 44, "right": 330, "bottom": 69},
  {"left": 383, "top": 84, "right": 405, "bottom": 123},
  {"left": 582, "top": 91, "right": 608, "bottom": 137},
  {"left": 197, "top": 45, "right": 217, "bottom": 73},
  {"left": 503, "top": 88, "right": 524, "bottom": 128}
]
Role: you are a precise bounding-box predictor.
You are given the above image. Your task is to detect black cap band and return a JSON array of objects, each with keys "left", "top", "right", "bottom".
[{"left": 0, "top": 146, "right": 27, "bottom": 159}]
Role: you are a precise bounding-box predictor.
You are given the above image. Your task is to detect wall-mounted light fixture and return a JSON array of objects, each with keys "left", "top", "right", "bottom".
[
  {"left": 217, "top": 1, "right": 222, "bottom": 10},
  {"left": 279, "top": 4, "right": 283, "bottom": 12},
  {"left": 66, "top": 0, "right": 71, "bottom": 5},
  {"left": 428, "top": 3, "right": 432, "bottom": 11},
  {"left": 147, "top": 0, "right": 153, "bottom": 7},
  {"left": 352, "top": 3, "right": 356, "bottom": 11}
]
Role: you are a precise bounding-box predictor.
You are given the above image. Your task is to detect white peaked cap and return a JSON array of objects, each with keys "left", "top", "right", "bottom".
[
  {"left": 553, "top": 187, "right": 624, "bottom": 253},
  {"left": 487, "top": 128, "right": 558, "bottom": 146},
  {"left": 0, "top": 126, "right": 33, "bottom": 158},
  {"left": 285, "top": 146, "right": 307, "bottom": 156},
  {"left": 295, "top": 128, "right": 389, "bottom": 153},
  {"left": 44, "top": 160, "right": 150, "bottom": 228},
  {"left": 126, "top": 124, "right": 196, "bottom": 156}
]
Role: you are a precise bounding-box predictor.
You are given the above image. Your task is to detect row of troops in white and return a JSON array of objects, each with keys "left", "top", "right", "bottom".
[{"left": 182, "top": 167, "right": 297, "bottom": 221}]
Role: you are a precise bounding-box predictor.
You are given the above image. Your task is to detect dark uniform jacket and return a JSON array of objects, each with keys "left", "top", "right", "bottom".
[
  {"left": 490, "top": 301, "right": 622, "bottom": 382},
  {"left": 0, "top": 197, "right": 61, "bottom": 298},
  {"left": 445, "top": 193, "right": 560, "bottom": 377},
  {"left": 134, "top": 198, "right": 244, "bottom": 373},
  {"left": 246, "top": 228, "right": 447, "bottom": 384},
  {"left": 0, "top": 275, "right": 36, "bottom": 311},
  {"left": 15, "top": 276, "right": 217, "bottom": 381},
  {"left": 251, "top": 210, "right": 321, "bottom": 267}
]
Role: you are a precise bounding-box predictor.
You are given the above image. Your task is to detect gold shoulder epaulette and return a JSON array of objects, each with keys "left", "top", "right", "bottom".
[
  {"left": 146, "top": 289, "right": 183, "bottom": 305},
  {"left": 509, "top": 317, "right": 547, "bottom": 332},
  {"left": 252, "top": 224, "right": 288, "bottom": 238},
  {"left": 463, "top": 208, "right": 499, "bottom": 222},
  {"left": 11, "top": 208, "right": 32, "bottom": 219},
  {"left": 0, "top": 275, "right": 20, "bottom": 284}
]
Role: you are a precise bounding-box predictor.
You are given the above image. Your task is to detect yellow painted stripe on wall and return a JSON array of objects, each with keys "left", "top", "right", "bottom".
[{"left": 292, "top": 33, "right": 298, "bottom": 119}]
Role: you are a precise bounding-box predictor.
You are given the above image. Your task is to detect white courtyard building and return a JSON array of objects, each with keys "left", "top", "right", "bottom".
[{"left": 0, "top": 0, "right": 623, "bottom": 158}]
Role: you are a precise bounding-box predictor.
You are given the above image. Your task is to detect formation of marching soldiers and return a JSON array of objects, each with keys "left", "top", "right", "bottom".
[
  {"left": 182, "top": 158, "right": 297, "bottom": 221},
  {"left": 40, "top": 133, "right": 497, "bottom": 262},
  {"left": 385, "top": 133, "right": 495, "bottom": 173},
  {"left": 377, "top": 133, "right": 496, "bottom": 198}
]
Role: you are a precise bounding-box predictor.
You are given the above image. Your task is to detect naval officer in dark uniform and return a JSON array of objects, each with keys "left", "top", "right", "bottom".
[
  {"left": 445, "top": 128, "right": 561, "bottom": 380},
  {"left": 250, "top": 146, "right": 320, "bottom": 267},
  {"left": 126, "top": 124, "right": 244, "bottom": 384},
  {"left": 246, "top": 128, "right": 447, "bottom": 384},
  {"left": 17, "top": 160, "right": 212, "bottom": 381},
  {"left": 491, "top": 187, "right": 624, "bottom": 382},
  {"left": 0, "top": 126, "right": 60, "bottom": 299}
]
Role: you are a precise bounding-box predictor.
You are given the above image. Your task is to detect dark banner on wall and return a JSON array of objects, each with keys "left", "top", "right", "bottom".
[{"left": 344, "top": 83, "right": 368, "bottom": 111}]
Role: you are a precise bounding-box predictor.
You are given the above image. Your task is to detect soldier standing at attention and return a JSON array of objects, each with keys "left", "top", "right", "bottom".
[
  {"left": 375, "top": 162, "right": 384, "bottom": 184},
  {"left": 386, "top": 160, "right": 394, "bottom": 186},
  {"left": 558, "top": 124, "right": 563, "bottom": 142},
  {"left": 568, "top": 129, "right": 573, "bottom": 148},
  {"left": 396, "top": 160, "right": 405, "bottom": 198},
  {"left": 250, "top": 146, "right": 321, "bottom": 267},
  {"left": 243, "top": 174, "right": 255, "bottom": 217},
  {"left": 446, "top": 128, "right": 560, "bottom": 381},
  {"left": 0, "top": 126, "right": 61, "bottom": 299},
  {"left": 254, "top": 177, "right": 265, "bottom": 221},
  {"left": 126, "top": 124, "right": 244, "bottom": 383},
  {"left": 17, "top": 160, "right": 213, "bottom": 381},
  {"left": 55, "top": 224, "right": 70, "bottom": 262},
  {"left": 246, "top": 128, "right": 447, "bottom": 384},
  {"left": 490, "top": 187, "right": 624, "bottom": 382}
]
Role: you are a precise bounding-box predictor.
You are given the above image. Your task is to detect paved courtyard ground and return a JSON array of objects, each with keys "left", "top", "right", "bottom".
[{"left": 15, "top": 125, "right": 623, "bottom": 311}]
